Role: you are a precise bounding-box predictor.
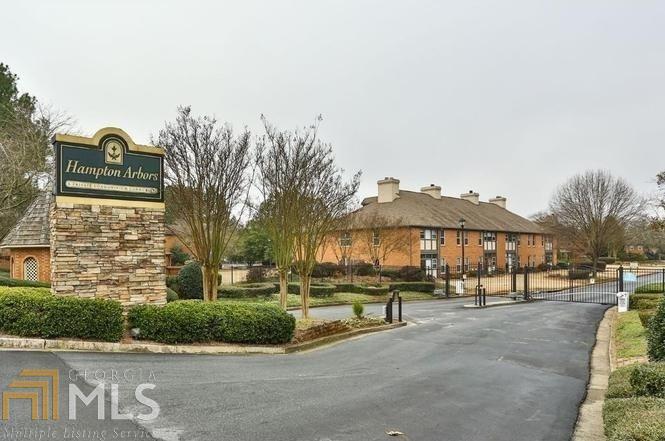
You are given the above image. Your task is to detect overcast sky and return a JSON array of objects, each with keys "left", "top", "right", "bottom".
[{"left": 2, "top": 1, "right": 664, "bottom": 217}]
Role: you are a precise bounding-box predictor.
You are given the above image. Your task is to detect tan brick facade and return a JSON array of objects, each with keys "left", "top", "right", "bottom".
[
  {"left": 8, "top": 247, "right": 51, "bottom": 282},
  {"left": 49, "top": 202, "right": 167, "bottom": 307}
]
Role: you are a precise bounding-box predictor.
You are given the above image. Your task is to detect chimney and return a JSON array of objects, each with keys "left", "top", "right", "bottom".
[
  {"left": 420, "top": 184, "right": 441, "bottom": 199},
  {"left": 489, "top": 196, "right": 507, "bottom": 209},
  {"left": 460, "top": 190, "right": 479, "bottom": 205},
  {"left": 377, "top": 177, "right": 400, "bottom": 203}
]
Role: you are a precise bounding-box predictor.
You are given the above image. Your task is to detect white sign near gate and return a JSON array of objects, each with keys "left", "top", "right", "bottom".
[{"left": 617, "top": 292, "right": 629, "bottom": 313}]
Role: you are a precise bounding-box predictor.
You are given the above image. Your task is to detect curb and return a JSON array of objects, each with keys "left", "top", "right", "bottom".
[
  {"left": 0, "top": 322, "right": 406, "bottom": 356},
  {"left": 572, "top": 306, "right": 614, "bottom": 441},
  {"left": 285, "top": 321, "right": 407, "bottom": 353}
]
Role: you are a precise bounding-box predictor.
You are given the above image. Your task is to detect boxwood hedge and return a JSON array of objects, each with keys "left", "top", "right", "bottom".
[
  {"left": 630, "top": 363, "right": 665, "bottom": 398},
  {"left": 217, "top": 283, "right": 277, "bottom": 298},
  {"left": 128, "top": 301, "right": 295, "bottom": 345},
  {"left": 635, "top": 283, "right": 665, "bottom": 294},
  {"left": 332, "top": 283, "right": 389, "bottom": 295},
  {"left": 647, "top": 297, "right": 665, "bottom": 362},
  {"left": 0, "top": 287, "right": 124, "bottom": 342},
  {"left": 360, "top": 285, "right": 390, "bottom": 295},
  {"left": 287, "top": 282, "right": 335, "bottom": 298},
  {"left": 629, "top": 293, "right": 663, "bottom": 310},
  {"left": 387, "top": 282, "right": 435, "bottom": 293}
]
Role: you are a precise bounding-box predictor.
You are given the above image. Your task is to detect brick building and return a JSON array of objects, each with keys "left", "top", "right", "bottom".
[
  {"left": 319, "top": 178, "right": 556, "bottom": 277},
  {"left": 0, "top": 192, "right": 189, "bottom": 283}
]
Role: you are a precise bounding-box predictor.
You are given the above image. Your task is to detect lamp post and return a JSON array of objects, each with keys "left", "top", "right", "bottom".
[{"left": 459, "top": 218, "right": 466, "bottom": 277}]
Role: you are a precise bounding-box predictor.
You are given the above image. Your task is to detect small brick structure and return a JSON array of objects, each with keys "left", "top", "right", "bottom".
[
  {"left": 8, "top": 247, "right": 51, "bottom": 281},
  {"left": 50, "top": 201, "right": 167, "bottom": 307}
]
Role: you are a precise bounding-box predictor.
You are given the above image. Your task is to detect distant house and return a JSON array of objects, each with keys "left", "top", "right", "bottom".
[
  {"left": 0, "top": 193, "right": 190, "bottom": 283},
  {"left": 318, "top": 178, "right": 556, "bottom": 277}
]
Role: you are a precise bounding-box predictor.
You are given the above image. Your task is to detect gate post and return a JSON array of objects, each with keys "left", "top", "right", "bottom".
[
  {"left": 511, "top": 266, "right": 517, "bottom": 292},
  {"left": 445, "top": 264, "right": 451, "bottom": 297},
  {"left": 523, "top": 265, "right": 529, "bottom": 300},
  {"left": 398, "top": 293, "right": 403, "bottom": 322},
  {"left": 618, "top": 265, "right": 624, "bottom": 293},
  {"left": 385, "top": 296, "right": 393, "bottom": 323}
]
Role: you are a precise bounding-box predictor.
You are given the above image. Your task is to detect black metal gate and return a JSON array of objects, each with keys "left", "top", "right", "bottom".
[{"left": 440, "top": 264, "right": 665, "bottom": 306}]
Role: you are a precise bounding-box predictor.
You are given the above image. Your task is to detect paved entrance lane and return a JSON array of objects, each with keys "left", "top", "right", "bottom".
[
  {"left": 0, "top": 351, "right": 155, "bottom": 439},
  {"left": 46, "top": 300, "right": 608, "bottom": 441}
]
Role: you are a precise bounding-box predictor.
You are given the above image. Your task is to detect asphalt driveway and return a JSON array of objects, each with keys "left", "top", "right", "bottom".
[{"left": 0, "top": 299, "right": 608, "bottom": 441}]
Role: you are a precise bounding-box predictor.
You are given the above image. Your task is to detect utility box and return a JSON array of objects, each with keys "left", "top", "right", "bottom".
[
  {"left": 455, "top": 280, "right": 465, "bottom": 296},
  {"left": 617, "top": 292, "right": 629, "bottom": 313}
]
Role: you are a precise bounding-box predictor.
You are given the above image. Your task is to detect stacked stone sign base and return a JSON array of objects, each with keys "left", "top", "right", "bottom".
[
  {"left": 50, "top": 202, "right": 166, "bottom": 307},
  {"left": 50, "top": 127, "right": 167, "bottom": 307}
]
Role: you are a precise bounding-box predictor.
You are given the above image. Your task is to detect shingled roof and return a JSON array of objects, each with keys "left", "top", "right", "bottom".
[
  {"left": 0, "top": 192, "right": 51, "bottom": 248},
  {"left": 354, "top": 190, "right": 544, "bottom": 234}
]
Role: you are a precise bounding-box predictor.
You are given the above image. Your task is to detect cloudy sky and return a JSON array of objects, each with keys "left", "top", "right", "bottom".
[{"left": 2, "top": 0, "right": 664, "bottom": 216}]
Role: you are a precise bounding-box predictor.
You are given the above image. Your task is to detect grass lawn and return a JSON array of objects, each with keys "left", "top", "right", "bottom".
[
  {"left": 217, "top": 291, "right": 436, "bottom": 308},
  {"left": 616, "top": 310, "right": 648, "bottom": 359}
]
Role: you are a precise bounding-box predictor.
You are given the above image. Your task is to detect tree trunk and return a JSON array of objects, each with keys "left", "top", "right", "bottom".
[
  {"left": 300, "top": 274, "right": 310, "bottom": 319},
  {"left": 278, "top": 270, "right": 288, "bottom": 310},
  {"left": 201, "top": 264, "right": 218, "bottom": 302}
]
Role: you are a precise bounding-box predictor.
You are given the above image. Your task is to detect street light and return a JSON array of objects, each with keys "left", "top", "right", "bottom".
[{"left": 458, "top": 218, "right": 466, "bottom": 277}]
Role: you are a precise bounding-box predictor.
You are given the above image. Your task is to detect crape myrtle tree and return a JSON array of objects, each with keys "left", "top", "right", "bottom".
[
  {"left": 292, "top": 127, "right": 360, "bottom": 318},
  {"left": 549, "top": 170, "right": 645, "bottom": 274},
  {"left": 255, "top": 117, "right": 312, "bottom": 308},
  {"left": 354, "top": 212, "right": 410, "bottom": 280},
  {"left": 257, "top": 116, "right": 360, "bottom": 315},
  {"left": 157, "top": 106, "right": 252, "bottom": 302}
]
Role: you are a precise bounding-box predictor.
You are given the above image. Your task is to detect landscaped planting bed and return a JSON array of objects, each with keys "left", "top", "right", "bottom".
[
  {"left": 604, "top": 363, "right": 665, "bottom": 440},
  {"left": 128, "top": 301, "right": 295, "bottom": 345},
  {"left": 217, "top": 283, "right": 277, "bottom": 298},
  {"left": 0, "top": 287, "right": 124, "bottom": 342}
]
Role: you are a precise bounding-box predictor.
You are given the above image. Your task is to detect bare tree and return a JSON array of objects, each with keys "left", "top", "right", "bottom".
[
  {"left": 327, "top": 216, "right": 357, "bottom": 279},
  {"left": 549, "top": 170, "right": 645, "bottom": 272},
  {"left": 354, "top": 212, "right": 410, "bottom": 269},
  {"left": 0, "top": 104, "right": 75, "bottom": 237},
  {"left": 255, "top": 116, "right": 318, "bottom": 308},
  {"left": 286, "top": 121, "right": 360, "bottom": 318},
  {"left": 156, "top": 106, "right": 252, "bottom": 301}
]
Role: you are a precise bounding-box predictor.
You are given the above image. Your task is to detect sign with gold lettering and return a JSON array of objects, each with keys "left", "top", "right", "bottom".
[{"left": 53, "top": 128, "right": 164, "bottom": 202}]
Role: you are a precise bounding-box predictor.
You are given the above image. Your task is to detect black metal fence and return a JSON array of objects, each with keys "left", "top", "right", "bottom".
[{"left": 437, "top": 264, "right": 665, "bottom": 305}]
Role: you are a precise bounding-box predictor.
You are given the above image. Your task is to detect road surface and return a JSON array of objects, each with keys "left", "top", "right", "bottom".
[{"left": 0, "top": 298, "right": 608, "bottom": 441}]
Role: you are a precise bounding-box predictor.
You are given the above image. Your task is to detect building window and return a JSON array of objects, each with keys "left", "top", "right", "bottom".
[
  {"left": 421, "top": 252, "right": 438, "bottom": 277},
  {"left": 455, "top": 257, "right": 470, "bottom": 272},
  {"left": 440, "top": 230, "right": 445, "bottom": 246},
  {"left": 23, "top": 257, "right": 38, "bottom": 282},
  {"left": 483, "top": 232, "right": 497, "bottom": 251},
  {"left": 372, "top": 230, "right": 380, "bottom": 247},
  {"left": 506, "top": 233, "right": 517, "bottom": 251},
  {"left": 420, "top": 229, "right": 437, "bottom": 251},
  {"left": 340, "top": 232, "right": 352, "bottom": 248},
  {"left": 456, "top": 231, "right": 468, "bottom": 246}
]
